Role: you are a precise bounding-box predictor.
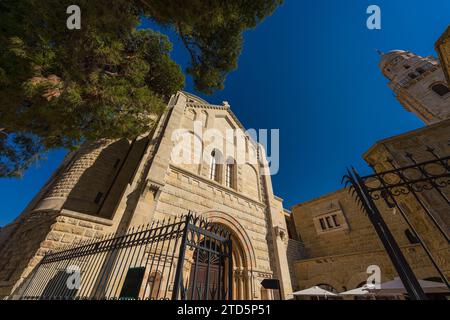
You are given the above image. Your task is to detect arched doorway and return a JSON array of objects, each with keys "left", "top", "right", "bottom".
[
  {"left": 184, "top": 222, "right": 251, "bottom": 300},
  {"left": 197, "top": 211, "right": 258, "bottom": 300},
  {"left": 187, "top": 240, "right": 226, "bottom": 300}
]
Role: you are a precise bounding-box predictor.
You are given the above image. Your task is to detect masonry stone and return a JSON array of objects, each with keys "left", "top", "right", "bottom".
[{"left": 0, "top": 91, "right": 292, "bottom": 300}]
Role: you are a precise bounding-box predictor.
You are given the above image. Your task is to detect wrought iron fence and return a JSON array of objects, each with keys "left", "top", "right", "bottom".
[
  {"left": 363, "top": 150, "right": 449, "bottom": 242},
  {"left": 343, "top": 148, "right": 450, "bottom": 300},
  {"left": 17, "top": 213, "right": 233, "bottom": 300}
]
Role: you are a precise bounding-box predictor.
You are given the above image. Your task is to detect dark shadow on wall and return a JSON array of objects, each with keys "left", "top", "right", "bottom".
[
  {"left": 0, "top": 211, "right": 59, "bottom": 297},
  {"left": 40, "top": 270, "right": 78, "bottom": 300},
  {"left": 63, "top": 139, "right": 134, "bottom": 218}
]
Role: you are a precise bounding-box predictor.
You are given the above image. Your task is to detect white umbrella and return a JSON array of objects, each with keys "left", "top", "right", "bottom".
[
  {"left": 340, "top": 284, "right": 376, "bottom": 296},
  {"left": 293, "top": 286, "right": 338, "bottom": 298},
  {"left": 368, "top": 277, "right": 449, "bottom": 295}
]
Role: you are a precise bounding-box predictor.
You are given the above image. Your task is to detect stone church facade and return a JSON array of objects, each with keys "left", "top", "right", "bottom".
[
  {"left": 0, "top": 92, "right": 293, "bottom": 299},
  {"left": 289, "top": 28, "right": 450, "bottom": 294}
]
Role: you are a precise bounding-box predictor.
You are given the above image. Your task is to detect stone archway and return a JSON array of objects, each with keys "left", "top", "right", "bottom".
[
  {"left": 201, "top": 210, "right": 257, "bottom": 300},
  {"left": 228, "top": 230, "right": 250, "bottom": 300}
]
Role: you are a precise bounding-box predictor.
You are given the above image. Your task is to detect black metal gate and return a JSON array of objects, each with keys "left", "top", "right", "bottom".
[
  {"left": 343, "top": 148, "right": 450, "bottom": 300},
  {"left": 17, "top": 213, "right": 233, "bottom": 300}
]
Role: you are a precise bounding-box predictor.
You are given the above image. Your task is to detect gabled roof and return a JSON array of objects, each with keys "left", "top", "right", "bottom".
[{"left": 180, "top": 91, "right": 249, "bottom": 136}]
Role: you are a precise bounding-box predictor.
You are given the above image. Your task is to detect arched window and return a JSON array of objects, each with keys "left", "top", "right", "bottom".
[
  {"left": 431, "top": 83, "right": 450, "bottom": 96},
  {"left": 209, "top": 150, "right": 222, "bottom": 183},
  {"left": 408, "top": 72, "right": 418, "bottom": 80},
  {"left": 199, "top": 110, "right": 208, "bottom": 127},
  {"left": 416, "top": 67, "right": 425, "bottom": 74},
  {"left": 210, "top": 150, "right": 217, "bottom": 180},
  {"left": 225, "top": 158, "right": 236, "bottom": 189}
]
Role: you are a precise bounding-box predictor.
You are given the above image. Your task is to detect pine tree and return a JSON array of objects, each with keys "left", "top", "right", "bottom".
[{"left": 0, "top": 0, "right": 282, "bottom": 176}]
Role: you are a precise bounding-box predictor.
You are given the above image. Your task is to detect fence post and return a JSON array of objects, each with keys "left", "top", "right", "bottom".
[
  {"left": 227, "top": 238, "right": 233, "bottom": 300},
  {"left": 345, "top": 168, "right": 427, "bottom": 300},
  {"left": 171, "top": 214, "right": 190, "bottom": 300}
]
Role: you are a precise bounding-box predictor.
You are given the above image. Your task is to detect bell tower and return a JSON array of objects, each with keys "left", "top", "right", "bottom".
[{"left": 379, "top": 50, "right": 450, "bottom": 125}]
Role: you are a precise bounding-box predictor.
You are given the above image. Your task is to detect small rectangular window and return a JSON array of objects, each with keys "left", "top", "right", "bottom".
[
  {"left": 332, "top": 215, "right": 340, "bottom": 227},
  {"left": 94, "top": 192, "right": 103, "bottom": 204},
  {"left": 325, "top": 217, "right": 333, "bottom": 228},
  {"left": 319, "top": 218, "right": 326, "bottom": 230},
  {"left": 119, "top": 267, "right": 146, "bottom": 299}
]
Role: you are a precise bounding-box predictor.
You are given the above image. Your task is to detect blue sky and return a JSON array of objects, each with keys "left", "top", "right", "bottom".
[{"left": 1, "top": 1, "right": 449, "bottom": 226}]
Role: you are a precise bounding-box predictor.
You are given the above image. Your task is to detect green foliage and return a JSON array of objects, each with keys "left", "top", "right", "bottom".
[
  {"left": 0, "top": 132, "right": 44, "bottom": 177},
  {"left": 0, "top": 0, "right": 282, "bottom": 177},
  {"left": 141, "top": 0, "right": 283, "bottom": 93}
]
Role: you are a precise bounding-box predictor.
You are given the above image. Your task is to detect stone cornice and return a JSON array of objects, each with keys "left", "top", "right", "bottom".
[
  {"left": 291, "top": 188, "right": 347, "bottom": 210},
  {"left": 60, "top": 209, "right": 113, "bottom": 226},
  {"left": 363, "top": 118, "right": 450, "bottom": 160},
  {"left": 169, "top": 164, "right": 266, "bottom": 208},
  {"left": 184, "top": 101, "right": 248, "bottom": 136}
]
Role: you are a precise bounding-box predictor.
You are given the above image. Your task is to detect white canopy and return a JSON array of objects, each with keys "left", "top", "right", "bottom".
[
  {"left": 340, "top": 284, "right": 376, "bottom": 296},
  {"left": 293, "top": 286, "right": 338, "bottom": 297},
  {"left": 368, "top": 277, "right": 449, "bottom": 295}
]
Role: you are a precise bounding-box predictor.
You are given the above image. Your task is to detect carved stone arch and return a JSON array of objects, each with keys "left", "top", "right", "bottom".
[
  {"left": 173, "top": 130, "right": 203, "bottom": 175},
  {"left": 302, "top": 274, "right": 343, "bottom": 293},
  {"left": 200, "top": 210, "right": 257, "bottom": 300},
  {"left": 225, "top": 157, "right": 237, "bottom": 189},
  {"left": 199, "top": 110, "right": 209, "bottom": 127},
  {"left": 208, "top": 149, "right": 224, "bottom": 183},
  {"left": 241, "top": 163, "right": 261, "bottom": 201},
  {"left": 188, "top": 130, "right": 204, "bottom": 175},
  {"left": 200, "top": 210, "right": 257, "bottom": 270},
  {"left": 185, "top": 108, "right": 197, "bottom": 121}
]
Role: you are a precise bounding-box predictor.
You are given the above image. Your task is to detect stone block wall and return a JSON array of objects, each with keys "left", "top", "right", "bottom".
[
  {"left": 0, "top": 211, "right": 111, "bottom": 298},
  {"left": 294, "top": 244, "right": 439, "bottom": 292},
  {"left": 364, "top": 120, "right": 450, "bottom": 277},
  {"left": 155, "top": 166, "right": 271, "bottom": 272},
  {"left": 286, "top": 239, "right": 305, "bottom": 291},
  {"left": 0, "top": 91, "right": 292, "bottom": 300},
  {"left": 292, "top": 189, "right": 411, "bottom": 260}
]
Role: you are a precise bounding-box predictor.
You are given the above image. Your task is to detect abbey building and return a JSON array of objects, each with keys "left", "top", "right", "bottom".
[
  {"left": 0, "top": 26, "right": 448, "bottom": 301},
  {"left": 0, "top": 92, "right": 294, "bottom": 300}
]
